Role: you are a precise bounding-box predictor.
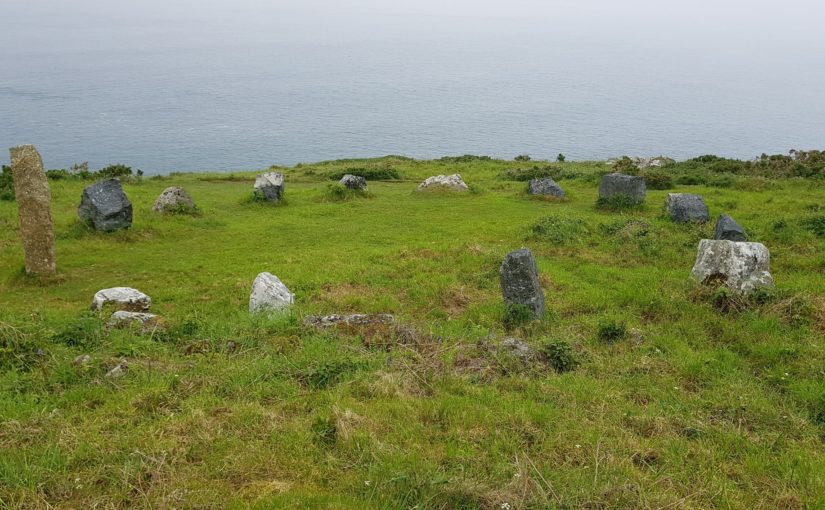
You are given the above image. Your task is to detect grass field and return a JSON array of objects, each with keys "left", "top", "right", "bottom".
[{"left": 1, "top": 156, "right": 825, "bottom": 509}]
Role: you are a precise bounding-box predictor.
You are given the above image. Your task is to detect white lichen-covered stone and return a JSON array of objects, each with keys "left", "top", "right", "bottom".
[
  {"left": 253, "top": 172, "right": 285, "bottom": 202},
  {"left": 417, "top": 174, "right": 469, "bottom": 192},
  {"left": 152, "top": 186, "right": 196, "bottom": 213},
  {"left": 91, "top": 287, "right": 151, "bottom": 311},
  {"left": 690, "top": 240, "right": 773, "bottom": 294},
  {"left": 107, "top": 311, "right": 160, "bottom": 330},
  {"left": 303, "top": 314, "right": 394, "bottom": 328},
  {"left": 249, "top": 272, "right": 294, "bottom": 314}
]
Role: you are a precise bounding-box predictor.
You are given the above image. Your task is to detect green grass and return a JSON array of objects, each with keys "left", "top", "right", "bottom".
[{"left": 1, "top": 155, "right": 825, "bottom": 508}]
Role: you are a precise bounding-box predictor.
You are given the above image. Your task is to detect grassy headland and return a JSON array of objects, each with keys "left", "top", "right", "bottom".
[{"left": 1, "top": 155, "right": 825, "bottom": 509}]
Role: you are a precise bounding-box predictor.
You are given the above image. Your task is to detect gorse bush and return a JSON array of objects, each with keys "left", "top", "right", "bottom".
[
  {"left": 437, "top": 155, "right": 493, "bottom": 163},
  {"left": 325, "top": 167, "right": 400, "bottom": 181},
  {"left": 45, "top": 162, "right": 141, "bottom": 181},
  {"left": 514, "top": 154, "right": 531, "bottom": 162},
  {"left": 0, "top": 165, "right": 14, "bottom": 201},
  {"left": 612, "top": 156, "right": 639, "bottom": 175},
  {"left": 642, "top": 170, "right": 673, "bottom": 190}
]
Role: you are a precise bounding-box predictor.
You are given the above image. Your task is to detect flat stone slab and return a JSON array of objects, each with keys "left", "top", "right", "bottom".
[
  {"left": 249, "top": 272, "right": 294, "bottom": 313},
  {"left": 253, "top": 172, "right": 284, "bottom": 202},
  {"left": 78, "top": 179, "right": 133, "bottom": 231},
  {"left": 91, "top": 287, "right": 151, "bottom": 312},
  {"left": 304, "top": 314, "right": 394, "bottom": 328},
  {"left": 598, "top": 173, "right": 646, "bottom": 203},
  {"left": 417, "top": 174, "right": 469, "bottom": 192},
  {"left": 691, "top": 240, "right": 773, "bottom": 294},
  {"left": 500, "top": 248, "right": 545, "bottom": 319},
  {"left": 666, "top": 193, "right": 709, "bottom": 223},
  {"left": 153, "top": 186, "right": 196, "bottom": 213},
  {"left": 339, "top": 174, "right": 367, "bottom": 190},
  {"left": 714, "top": 214, "right": 748, "bottom": 241},
  {"left": 107, "top": 311, "right": 161, "bottom": 330},
  {"left": 527, "top": 177, "right": 565, "bottom": 197}
]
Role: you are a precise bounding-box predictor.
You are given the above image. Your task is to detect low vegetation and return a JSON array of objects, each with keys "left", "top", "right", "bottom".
[{"left": 1, "top": 154, "right": 825, "bottom": 508}]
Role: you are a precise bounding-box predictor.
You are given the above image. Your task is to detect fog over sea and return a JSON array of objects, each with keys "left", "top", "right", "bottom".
[{"left": 2, "top": 0, "right": 824, "bottom": 174}]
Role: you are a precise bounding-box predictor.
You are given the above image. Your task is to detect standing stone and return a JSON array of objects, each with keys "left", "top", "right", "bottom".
[
  {"left": 254, "top": 172, "right": 284, "bottom": 202},
  {"left": 249, "top": 272, "right": 294, "bottom": 314},
  {"left": 714, "top": 214, "right": 748, "bottom": 241},
  {"left": 598, "top": 173, "right": 646, "bottom": 203},
  {"left": 500, "top": 248, "right": 545, "bottom": 319},
  {"left": 665, "top": 193, "right": 709, "bottom": 223},
  {"left": 417, "top": 174, "right": 469, "bottom": 192},
  {"left": 690, "top": 240, "right": 773, "bottom": 294},
  {"left": 527, "top": 177, "right": 565, "bottom": 198},
  {"left": 339, "top": 174, "right": 367, "bottom": 190},
  {"left": 9, "top": 145, "right": 56, "bottom": 275},
  {"left": 152, "top": 186, "right": 196, "bottom": 213},
  {"left": 78, "top": 179, "right": 132, "bottom": 231}
]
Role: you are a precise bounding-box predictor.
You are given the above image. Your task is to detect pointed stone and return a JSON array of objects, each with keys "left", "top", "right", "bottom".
[
  {"left": 500, "top": 248, "right": 545, "bottom": 319},
  {"left": 9, "top": 145, "right": 56, "bottom": 275},
  {"left": 714, "top": 214, "right": 748, "bottom": 241},
  {"left": 249, "top": 272, "right": 294, "bottom": 314}
]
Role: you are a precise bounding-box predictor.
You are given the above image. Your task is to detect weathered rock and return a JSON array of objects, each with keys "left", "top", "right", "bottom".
[
  {"left": 527, "top": 177, "right": 565, "bottom": 198},
  {"left": 91, "top": 287, "right": 151, "bottom": 312},
  {"left": 253, "top": 172, "right": 284, "bottom": 202},
  {"left": 106, "top": 359, "right": 128, "bottom": 378},
  {"left": 690, "top": 240, "right": 773, "bottom": 294},
  {"left": 500, "top": 248, "right": 545, "bottom": 319},
  {"left": 598, "top": 173, "right": 646, "bottom": 203},
  {"left": 107, "top": 311, "right": 161, "bottom": 331},
  {"left": 339, "top": 174, "right": 367, "bottom": 190},
  {"left": 636, "top": 156, "right": 675, "bottom": 169},
  {"left": 417, "top": 174, "right": 469, "bottom": 192},
  {"left": 73, "top": 353, "right": 91, "bottom": 365},
  {"left": 304, "top": 314, "right": 394, "bottom": 328},
  {"left": 9, "top": 145, "right": 56, "bottom": 275},
  {"left": 665, "top": 193, "right": 709, "bottom": 223},
  {"left": 499, "top": 337, "right": 535, "bottom": 361},
  {"left": 152, "top": 186, "right": 196, "bottom": 213},
  {"left": 714, "top": 214, "right": 748, "bottom": 241},
  {"left": 78, "top": 179, "right": 133, "bottom": 231},
  {"left": 249, "top": 272, "right": 294, "bottom": 314}
]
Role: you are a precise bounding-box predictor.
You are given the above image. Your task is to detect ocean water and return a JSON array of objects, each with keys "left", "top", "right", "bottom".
[{"left": 2, "top": 1, "right": 824, "bottom": 174}]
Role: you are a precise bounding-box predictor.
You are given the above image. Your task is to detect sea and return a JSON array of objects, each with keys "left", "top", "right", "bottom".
[{"left": 2, "top": 1, "right": 824, "bottom": 174}]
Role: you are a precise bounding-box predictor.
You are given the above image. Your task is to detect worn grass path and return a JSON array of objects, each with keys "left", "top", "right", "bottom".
[{"left": 1, "top": 157, "right": 824, "bottom": 508}]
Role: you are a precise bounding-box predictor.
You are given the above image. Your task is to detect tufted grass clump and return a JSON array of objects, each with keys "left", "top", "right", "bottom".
[
  {"left": 596, "top": 195, "right": 644, "bottom": 211},
  {"left": 526, "top": 215, "right": 587, "bottom": 244},
  {"left": 596, "top": 320, "right": 627, "bottom": 344},
  {"left": 321, "top": 183, "right": 373, "bottom": 201},
  {"left": 542, "top": 339, "right": 578, "bottom": 373}
]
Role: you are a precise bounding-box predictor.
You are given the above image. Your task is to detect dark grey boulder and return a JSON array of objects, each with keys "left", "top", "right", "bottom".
[
  {"left": 527, "top": 177, "right": 565, "bottom": 197},
  {"left": 78, "top": 179, "right": 132, "bottom": 231},
  {"left": 598, "top": 173, "right": 646, "bottom": 203},
  {"left": 253, "top": 172, "right": 284, "bottom": 202},
  {"left": 340, "top": 174, "right": 367, "bottom": 190},
  {"left": 714, "top": 214, "right": 748, "bottom": 241},
  {"left": 500, "top": 248, "right": 545, "bottom": 319},
  {"left": 665, "top": 193, "right": 709, "bottom": 223}
]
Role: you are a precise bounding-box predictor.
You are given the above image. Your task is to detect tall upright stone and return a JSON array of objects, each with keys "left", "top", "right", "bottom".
[
  {"left": 500, "top": 248, "right": 545, "bottom": 319},
  {"left": 9, "top": 145, "right": 56, "bottom": 275}
]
